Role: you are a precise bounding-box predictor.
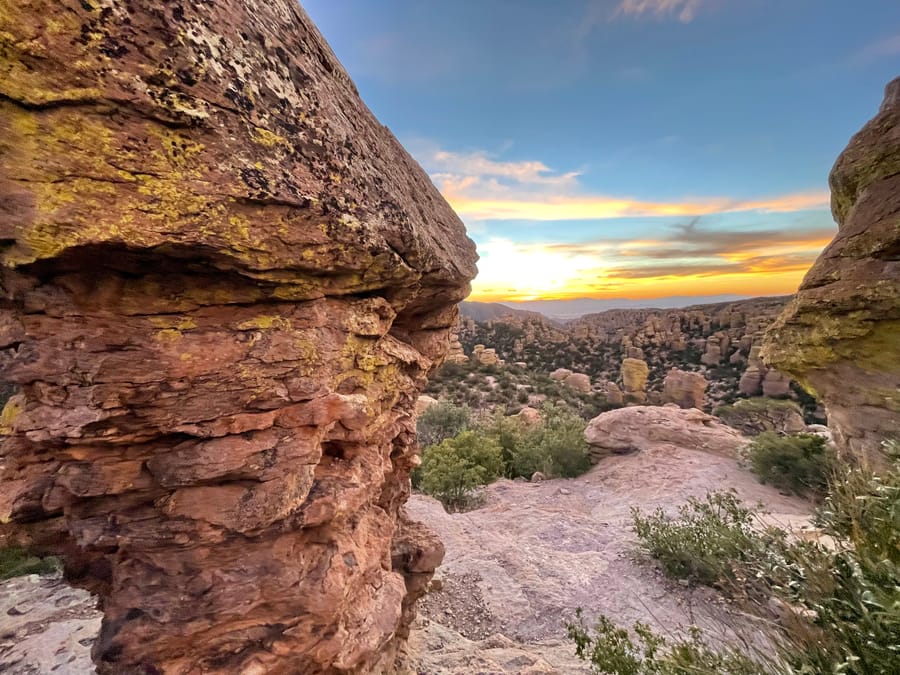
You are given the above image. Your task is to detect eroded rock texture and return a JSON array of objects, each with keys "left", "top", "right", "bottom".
[
  {"left": 0, "top": 1, "right": 476, "bottom": 672},
  {"left": 763, "top": 78, "right": 900, "bottom": 464}
]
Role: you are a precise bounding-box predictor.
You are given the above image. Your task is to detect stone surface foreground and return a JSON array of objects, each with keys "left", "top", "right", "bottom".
[
  {"left": 764, "top": 78, "right": 900, "bottom": 464},
  {"left": 0, "top": 1, "right": 476, "bottom": 672}
]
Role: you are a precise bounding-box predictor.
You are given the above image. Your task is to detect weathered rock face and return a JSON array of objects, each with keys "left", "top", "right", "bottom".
[
  {"left": 0, "top": 2, "right": 476, "bottom": 673},
  {"left": 662, "top": 368, "right": 707, "bottom": 409},
  {"left": 763, "top": 78, "right": 900, "bottom": 464},
  {"left": 584, "top": 406, "right": 746, "bottom": 462}
]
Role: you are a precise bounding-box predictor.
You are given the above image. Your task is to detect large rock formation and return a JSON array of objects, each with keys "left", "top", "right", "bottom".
[
  {"left": 0, "top": 2, "right": 476, "bottom": 673},
  {"left": 584, "top": 406, "right": 746, "bottom": 462},
  {"left": 763, "top": 78, "right": 900, "bottom": 464}
]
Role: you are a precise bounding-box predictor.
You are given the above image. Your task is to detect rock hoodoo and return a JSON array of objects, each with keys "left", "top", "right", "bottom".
[
  {"left": 0, "top": 1, "right": 476, "bottom": 673},
  {"left": 620, "top": 357, "right": 649, "bottom": 405},
  {"left": 763, "top": 78, "right": 900, "bottom": 464},
  {"left": 662, "top": 368, "right": 708, "bottom": 409}
]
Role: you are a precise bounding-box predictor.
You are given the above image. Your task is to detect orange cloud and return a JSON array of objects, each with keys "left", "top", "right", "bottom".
[
  {"left": 440, "top": 185, "right": 831, "bottom": 221},
  {"left": 468, "top": 225, "right": 832, "bottom": 302}
]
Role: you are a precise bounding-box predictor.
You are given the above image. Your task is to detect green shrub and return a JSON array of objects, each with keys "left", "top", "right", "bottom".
[
  {"left": 566, "top": 610, "right": 767, "bottom": 675},
  {"left": 746, "top": 431, "right": 831, "bottom": 495},
  {"left": 774, "top": 459, "right": 900, "bottom": 674},
  {"left": 419, "top": 431, "right": 504, "bottom": 510},
  {"left": 613, "top": 456, "right": 900, "bottom": 675},
  {"left": 505, "top": 403, "right": 591, "bottom": 479},
  {"left": 0, "top": 547, "right": 60, "bottom": 580},
  {"left": 467, "top": 403, "right": 591, "bottom": 480},
  {"left": 631, "top": 490, "right": 775, "bottom": 588},
  {"left": 416, "top": 401, "right": 472, "bottom": 448}
]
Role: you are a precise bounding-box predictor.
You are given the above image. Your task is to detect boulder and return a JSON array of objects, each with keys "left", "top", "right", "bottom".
[
  {"left": 662, "top": 369, "right": 708, "bottom": 409},
  {"left": 761, "top": 370, "right": 792, "bottom": 398},
  {"left": 563, "top": 372, "right": 592, "bottom": 393},
  {"left": 476, "top": 348, "right": 500, "bottom": 366},
  {"left": 549, "top": 368, "right": 572, "bottom": 381},
  {"left": 0, "top": 1, "right": 476, "bottom": 672},
  {"left": 606, "top": 383, "right": 625, "bottom": 407},
  {"left": 584, "top": 406, "right": 746, "bottom": 462},
  {"left": 416, "top": 395, "right": 440, "bottom": 416},
  {"left": 739, "top": 365, "right": 765, "bottom": 396},
  {"left": 515, "top": 407, "right": 542, "bottom": 425},
  {"left": 763, "top": 78, "right": 900, "bottom": 464},
  {"left": 701, "top": 336, "right": 722, "bottom": 366}
]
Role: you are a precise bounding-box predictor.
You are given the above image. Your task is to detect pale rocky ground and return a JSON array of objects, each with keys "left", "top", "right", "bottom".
[
  {"left": 405, "top": 442, "right": 813, "bottom": 674},
  {"left": 2, "top": 442, "right": 812, "bottom": 674},
  {"left": 0, "top": 574, "right": 100, "bottom": 674}
]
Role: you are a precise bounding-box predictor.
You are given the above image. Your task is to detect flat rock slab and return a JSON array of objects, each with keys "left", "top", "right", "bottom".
[
  {"left": 408, "top": 443, "right": 812, "bottom": 671},
  {"left": 0, "top": 574, "right": 101, "bottom": 674}
]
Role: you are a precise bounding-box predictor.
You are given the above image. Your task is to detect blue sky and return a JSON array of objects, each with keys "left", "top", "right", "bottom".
[{"left": 303, "top": 0, "right": 900, "bottom": 301}]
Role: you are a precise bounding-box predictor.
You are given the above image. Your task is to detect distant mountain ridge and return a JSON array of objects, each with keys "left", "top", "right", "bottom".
[
  {"left": 462, "top": 294, "right": 781, "bottom": 322},
  {"left": 458, "top": 301, "right": 550, "bottom": 323}
]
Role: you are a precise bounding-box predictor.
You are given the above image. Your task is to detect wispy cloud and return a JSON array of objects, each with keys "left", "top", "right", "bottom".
[
  {"left": 850, "top": 33, "right": 900, "bottom": 66},
  {"left": 413, "top": 140, "right": 830, "bottom": 222},
  {"left": 613, "top": 0, "right": 707, "bottom": 23}
]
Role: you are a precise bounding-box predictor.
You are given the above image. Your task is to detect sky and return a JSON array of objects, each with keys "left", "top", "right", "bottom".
[{"left": 303, "top": 0, "right": 900, "bottom": 303}]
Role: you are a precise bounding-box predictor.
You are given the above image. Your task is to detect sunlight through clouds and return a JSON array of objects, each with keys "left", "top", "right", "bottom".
[{"left": 411, "top": 139, "right": 833, "bottom": 302}]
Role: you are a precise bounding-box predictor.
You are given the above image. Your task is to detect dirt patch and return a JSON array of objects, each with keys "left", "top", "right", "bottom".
[{"left": 417, "top": 572, "right": 500, "bottom": 641}]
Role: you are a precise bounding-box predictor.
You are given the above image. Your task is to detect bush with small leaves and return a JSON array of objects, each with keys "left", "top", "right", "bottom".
[
  {"left": 619, "top": 451, "right": 900, "bottom": 675},
  {"left": 505, "top": 403, "right": 591, "bottom": 479},
  {"left": 419, "top": 431, "right": 504, "bottom": 510},
  {"left": 566, "top": 609, "right": 767, "bottom": 675},
  {"left": 416, "top": 401, "right": 472, "bottom": 448},
  {"left": 746, "top": 431, "right": 832, "bottom": 496},
  {"left": 631, "top": 489, "right": 776, "bottom": 588}
]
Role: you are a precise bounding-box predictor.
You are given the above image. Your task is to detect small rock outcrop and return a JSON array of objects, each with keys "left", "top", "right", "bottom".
[
  {"left": 715, "top": 398, "right": 807, "bottom": 436},
  {"left": 563, "top": 372, "right": 592, "bottom": 393},
  {"left": 549, "top": 368, "right": 573, "bottom": 381},
  {"left": 0, "top": 2, "right": 476, "bottom": 673},
  {"left": 605, "top": 382, "right": 625, "bottom": 406},
  {"left": 584, "top": 406, "right": 746, "bottom": 462},
  {"left": 763, "top": 78, "right": 900, "bottom": 464},
  {"left": 662, "top": 368, "right": 708, "bottom": 409}
]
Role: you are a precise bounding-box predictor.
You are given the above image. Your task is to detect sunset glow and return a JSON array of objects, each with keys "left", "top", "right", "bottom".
[{"left": 306, "top": 0, "right": 897, "bottom": 303}]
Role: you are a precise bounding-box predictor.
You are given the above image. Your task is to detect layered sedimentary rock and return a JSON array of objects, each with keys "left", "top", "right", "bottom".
[
  {"left": 0, "top": 1, "right": 476, "bottom": 673},
  {"left": 764, "top": 78, "right": 900, "bottom": 464}
]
